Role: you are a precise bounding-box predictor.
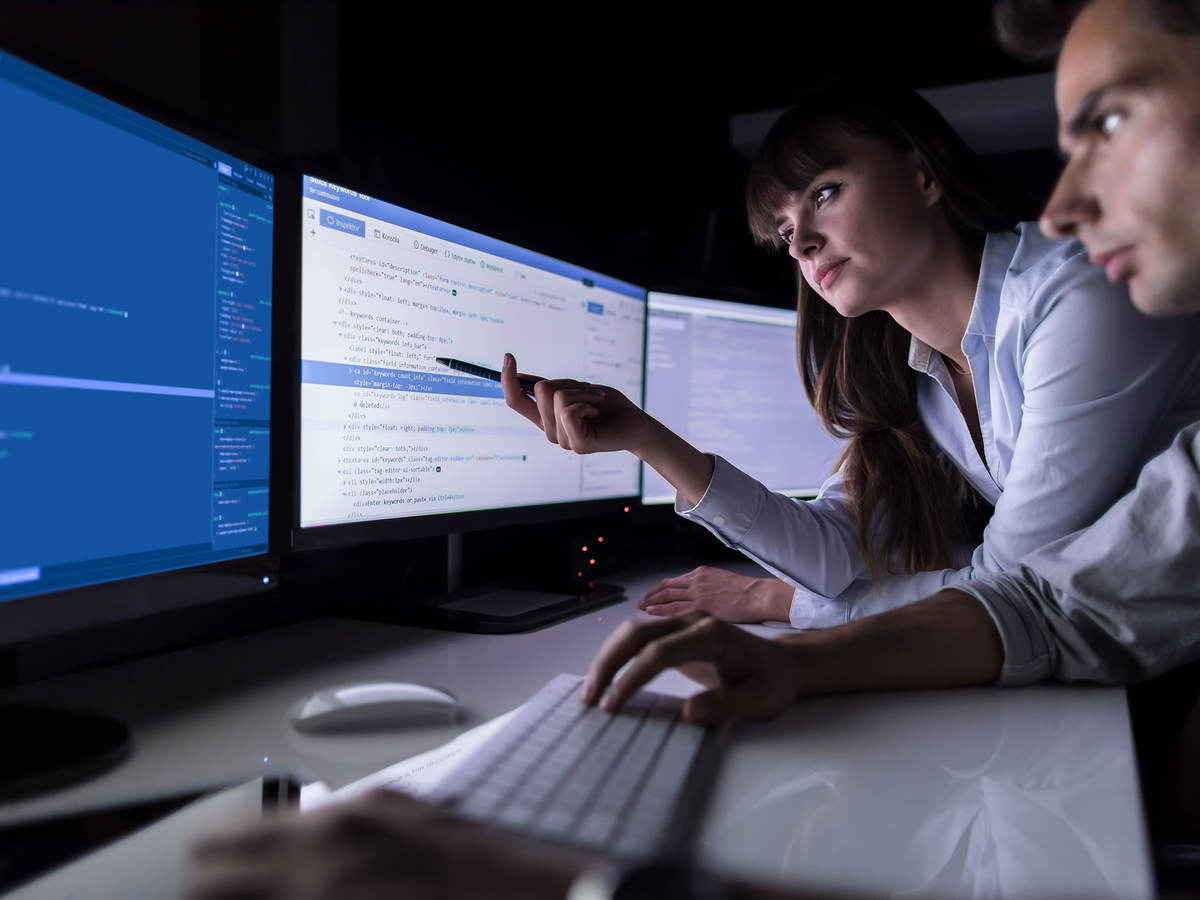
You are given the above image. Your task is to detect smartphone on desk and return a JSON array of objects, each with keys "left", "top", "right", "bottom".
[{"left": 0, "top": 775, "right": 301, "bottom": 898}]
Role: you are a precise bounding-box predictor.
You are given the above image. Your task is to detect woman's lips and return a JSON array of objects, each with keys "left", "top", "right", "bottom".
[{"left": 819, "top": 259, "right": 847, "bottom": 290}]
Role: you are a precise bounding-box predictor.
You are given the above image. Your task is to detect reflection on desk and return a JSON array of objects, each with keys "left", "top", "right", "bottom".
[
  {"left": 702, "top": 684, "right": 1150, "bottom": 899},
  {"left": 0, "top": 594, "right": 1155, "bottom": 900}
]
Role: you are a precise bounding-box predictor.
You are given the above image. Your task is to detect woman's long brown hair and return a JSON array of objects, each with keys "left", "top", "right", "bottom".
[{"left": 746, "top": 78, "right": 1019, "bottom": 576}]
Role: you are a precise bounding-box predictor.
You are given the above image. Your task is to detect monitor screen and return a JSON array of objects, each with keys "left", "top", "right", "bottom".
[
  {"left": 296, "top": 176, "right": 645, "bottom": 544},
  {"left": 642, "top": 291, "right": 844, "bottom": 504},
  {"left": 0, "top": 50, "right": 275, "bottom": 615}
]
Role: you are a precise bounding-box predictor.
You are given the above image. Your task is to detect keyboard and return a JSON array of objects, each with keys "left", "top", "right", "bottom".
[{"left": 429, "top": 673, "right": 721, "bottom": 859}]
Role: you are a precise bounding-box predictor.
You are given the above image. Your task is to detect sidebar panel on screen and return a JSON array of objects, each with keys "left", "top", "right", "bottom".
[{"left": 213, "top": 167, "right": 273, "bottom": 552}]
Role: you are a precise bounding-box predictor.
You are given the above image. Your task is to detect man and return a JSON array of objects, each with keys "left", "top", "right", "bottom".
[{"left": 188, "top": 2, "right": 1200, "bottom": 897}]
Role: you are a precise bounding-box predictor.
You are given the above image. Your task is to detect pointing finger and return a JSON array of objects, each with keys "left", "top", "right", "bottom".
[{"left": 500, "top": 353, "right": 542, "bottom": 429}]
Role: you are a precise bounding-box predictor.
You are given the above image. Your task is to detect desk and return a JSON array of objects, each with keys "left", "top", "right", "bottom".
[{"left": 0, "top": 563, "right": 1153, "bottom": 898}]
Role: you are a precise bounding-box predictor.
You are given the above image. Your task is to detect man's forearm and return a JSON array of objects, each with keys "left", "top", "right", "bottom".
[{"left": 783, "top": 589, "right": 1004, "bottom": 697}]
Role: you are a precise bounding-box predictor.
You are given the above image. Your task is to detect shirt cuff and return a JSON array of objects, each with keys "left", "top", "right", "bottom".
[
  {"left": 675, "top": 454, "right": 761, "bottom": 546},
  {"left": 789, "top": 585, "right": 849, "bottom": 629}
]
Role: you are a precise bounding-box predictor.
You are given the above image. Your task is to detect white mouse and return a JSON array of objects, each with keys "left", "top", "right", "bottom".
[{"left": 288, "top": 682, "right": 458, "bottom": 733}]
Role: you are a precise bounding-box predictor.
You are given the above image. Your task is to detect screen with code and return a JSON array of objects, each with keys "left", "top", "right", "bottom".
[
  {"left": 298, "top": 175, "right": 644, "bottom": 529},
  {"left": 0, "top": 51, "right": 274, "bottom": 603},
  {"left": 642, "top": 292, "right": 844, "bottom": 504}
]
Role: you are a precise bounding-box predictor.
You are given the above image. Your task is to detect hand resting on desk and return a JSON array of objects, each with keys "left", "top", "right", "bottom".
[{"left": 641, "top": 566, "right": 795, "bottom": 623}]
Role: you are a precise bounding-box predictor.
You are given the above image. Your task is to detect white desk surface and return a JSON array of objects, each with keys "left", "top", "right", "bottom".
[{"left": 0, "top": 563, "right": 1153, "bottom": 899}]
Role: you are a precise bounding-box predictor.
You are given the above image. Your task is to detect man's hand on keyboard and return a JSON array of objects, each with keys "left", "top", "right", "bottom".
[
  {"left": 187, "top": 789, "right": 589, "bottom": 900},
  {"left": 582, "top": 611, "right": 803, "bottom": 725}
]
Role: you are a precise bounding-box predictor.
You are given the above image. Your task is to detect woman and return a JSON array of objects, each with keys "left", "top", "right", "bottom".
[{"left": 501, "top": 77, "right": 1200, "bottom": 628}]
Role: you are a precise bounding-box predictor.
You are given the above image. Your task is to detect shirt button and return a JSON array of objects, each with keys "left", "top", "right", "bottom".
[{"left": 712, "top": 515, "right": 727, "bottom": 527}]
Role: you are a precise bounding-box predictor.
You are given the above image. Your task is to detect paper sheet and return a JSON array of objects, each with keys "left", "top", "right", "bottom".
[{"left": 300, "top": 706, "right": 520, "bottom": 812}]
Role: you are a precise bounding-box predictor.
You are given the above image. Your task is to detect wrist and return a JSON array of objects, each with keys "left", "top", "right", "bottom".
[
  {"left": 778, "top": 629, "right": 836, "bottom": 700},
  {"left": 748, "top": 578, "right": 794, "bottom": 622},
  {"left": 627, "top": 411, "right": 667, "bottom": 460},
  {"left": 632, "top": 419, "right": 714, "bottom": 508}
]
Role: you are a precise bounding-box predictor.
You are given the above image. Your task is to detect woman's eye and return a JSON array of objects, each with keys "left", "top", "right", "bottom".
[
  {"left": 812, "top": 184, "right": 839, "bottom": 208},
  {"left": 778, "top": 229, "right": 794, "bottom": 246},
  {"left": 1096, "top": 111, "right": 1123, "bottom": 138}
]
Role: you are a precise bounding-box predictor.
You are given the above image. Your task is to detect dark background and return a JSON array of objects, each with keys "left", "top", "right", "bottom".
[
  {"left": 0, "top": 0, "right": 1065, "bottom": 652},
  {"left": 0, "top": 0, "right": 1057, "bottom": 309}
]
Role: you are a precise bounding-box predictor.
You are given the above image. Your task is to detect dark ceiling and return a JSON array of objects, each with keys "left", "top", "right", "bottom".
[{"left": 1, "top": 0, "right": 1054, "bottom": 304}]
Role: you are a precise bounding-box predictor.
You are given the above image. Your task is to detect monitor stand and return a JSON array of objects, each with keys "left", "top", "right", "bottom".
[
  {"left": 0, "top": 704, "right": 131, "bottom": 801},
  {"left": 397, "top": 533, "right": 626, "bottom": 634}
]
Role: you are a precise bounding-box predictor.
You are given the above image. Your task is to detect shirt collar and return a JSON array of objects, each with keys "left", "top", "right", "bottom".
[
  {"left": 906, "top": 228, "right": 1021, "bottom": 375},
  {"left": 907, "top": 335, "right": 937, "bottom": 374}
]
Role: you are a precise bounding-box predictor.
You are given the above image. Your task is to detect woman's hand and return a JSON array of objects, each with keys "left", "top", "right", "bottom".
[
  {"left": 640, "top": 567, "right": 795, "bottom": 623},
  {"left": 499, "top": 352, "right": 715, "bottom": 505},
  {"left": 499, "top": 353, "right": 652, "bottom": 455},
  {"left": 582, "top": 611, "right": 806, "bottom": 725},
  {"left": 188, "top": 790, "right": 588, "bottom": 900}
]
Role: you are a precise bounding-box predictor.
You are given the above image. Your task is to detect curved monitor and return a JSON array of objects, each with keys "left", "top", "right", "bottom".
[
  {"left": 293, "top": 175, "right": 645, "bottom": 550},
  {"left": 642, "top": 291, "right": 844, "bottom": 504},
  {"left": 0, "top": 48, "right": 276, "bottom": 674}
]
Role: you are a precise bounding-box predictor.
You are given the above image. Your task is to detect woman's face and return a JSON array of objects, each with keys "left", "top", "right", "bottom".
[{"left": 773, "top": 128, "right": 943, "bottom": 318}]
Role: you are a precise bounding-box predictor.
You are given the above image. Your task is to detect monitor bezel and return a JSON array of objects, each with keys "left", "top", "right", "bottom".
[{"left": 283, "top": 170, "right": 645, "bottom": 553}]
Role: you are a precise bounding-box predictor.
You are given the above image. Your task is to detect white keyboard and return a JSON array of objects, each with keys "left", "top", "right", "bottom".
[{"left": 430, "top": 673, "right": 720, "bottom": 859}]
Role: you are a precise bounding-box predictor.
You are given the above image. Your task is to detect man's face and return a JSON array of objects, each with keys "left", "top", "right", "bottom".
[{"left": 1042, "top": 0, "right": 1200, "bottom": 315}]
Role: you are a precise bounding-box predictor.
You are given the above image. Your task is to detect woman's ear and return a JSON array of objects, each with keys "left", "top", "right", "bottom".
[{"left": 910, "top": 151, "right": 942, "bottom": 207}]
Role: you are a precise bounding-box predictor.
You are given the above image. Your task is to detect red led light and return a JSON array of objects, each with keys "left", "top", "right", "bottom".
[
  {"left": 623, "top": 506, "right": 630, "bottom": 513},
  {"left": 597, "top": 536, "right": 604, "bottom": 543},
  {"left": 581, "top": 545, "right": 588, "bottom": 552},
  {"left": 589, "top": 559, "right": 596, "bottom": 565}
]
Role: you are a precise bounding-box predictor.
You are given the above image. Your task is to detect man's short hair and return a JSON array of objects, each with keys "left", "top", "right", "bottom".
[{"left": 994, "top": 0, "right": 1200, "bottom": 61}]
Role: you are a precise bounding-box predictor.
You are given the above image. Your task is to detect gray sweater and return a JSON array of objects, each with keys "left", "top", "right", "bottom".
[{"left": 960, "top": 421, "right": 1200, "bottom": 685}]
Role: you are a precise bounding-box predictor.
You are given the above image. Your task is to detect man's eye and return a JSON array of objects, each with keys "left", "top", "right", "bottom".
[{"left": 1096, "top": 110, "right": 1123, "bottom": 138}]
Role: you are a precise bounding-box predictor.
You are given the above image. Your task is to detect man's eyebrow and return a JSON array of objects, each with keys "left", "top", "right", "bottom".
[{"left": 1064, "top": 78, "right": 1143, "bottom": 138}]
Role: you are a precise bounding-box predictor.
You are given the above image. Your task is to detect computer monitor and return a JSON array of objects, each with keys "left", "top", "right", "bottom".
[
  {"left": 292, "top": 175, "right": 646, "bottom": 630},
  {"left": 642, "top": 291, "right": 844, "bottom": 505},
  {"left": 294, "top": 175, "right": 645, "bottom": 546},
  {"left": 0, "top": 48, "right": 275, "bottom": 796}
]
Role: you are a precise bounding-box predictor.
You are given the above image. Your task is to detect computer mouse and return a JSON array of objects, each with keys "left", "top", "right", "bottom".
[{"left": 288, "top": 682, "right": 458, "bottom": 733}]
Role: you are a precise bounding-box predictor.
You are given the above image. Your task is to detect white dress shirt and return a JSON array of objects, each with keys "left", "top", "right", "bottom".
[{"left": 676, "top": 224, "right": 1200, "bottom": 627}]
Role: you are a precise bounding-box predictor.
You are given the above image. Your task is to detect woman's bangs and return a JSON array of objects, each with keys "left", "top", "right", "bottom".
[{"left": 746, "top": 114, "right": 840, "bottom": 246}]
